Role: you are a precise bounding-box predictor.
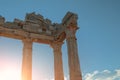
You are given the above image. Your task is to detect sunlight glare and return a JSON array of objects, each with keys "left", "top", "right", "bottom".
[{"left": 0, "top": 68, "right": 21, "bottom": 80}]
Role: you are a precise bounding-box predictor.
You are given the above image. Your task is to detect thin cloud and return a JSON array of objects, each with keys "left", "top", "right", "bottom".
[{"left": 83, "top": 69, "right": 120, "bottom": 80}]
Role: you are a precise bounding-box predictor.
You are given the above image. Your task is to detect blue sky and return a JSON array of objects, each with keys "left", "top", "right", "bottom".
[{"left": 0, "top": 0, "right": 120, "bottom": 80}]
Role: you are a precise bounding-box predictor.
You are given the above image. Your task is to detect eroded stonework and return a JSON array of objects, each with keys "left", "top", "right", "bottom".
[{"left": 0, "top": 12, "right": 78, "bottom": 43}]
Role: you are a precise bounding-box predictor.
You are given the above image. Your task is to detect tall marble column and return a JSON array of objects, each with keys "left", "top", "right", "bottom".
[
  {"left": 65, "top": 25, "right": 82, "bottom": 80},
  {"left": 22, "top": 38, "right": 33, "bottom": 80},
  {"left": 51, "top": 42, "right": 64, "bottom": 80}
]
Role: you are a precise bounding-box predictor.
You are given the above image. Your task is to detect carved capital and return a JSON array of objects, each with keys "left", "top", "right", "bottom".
[
  {"left": 65, "top": 25, "right": 78, "bottom": 40},
  {"left": 50, "top": 42, "right": 63, "bottom": 52}
]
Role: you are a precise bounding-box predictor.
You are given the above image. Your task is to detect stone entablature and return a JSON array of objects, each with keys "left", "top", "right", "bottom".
[{"left": 0, "top": 12, "right": 78, "bottom": 44}]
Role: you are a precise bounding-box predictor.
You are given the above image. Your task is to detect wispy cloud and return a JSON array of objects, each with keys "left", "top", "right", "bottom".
[
  {"left": 41, "top": 69, "right": 120, "bottom": 80},
  {"left": 83, "top": 69, "right": 120, "bottom": 80}
]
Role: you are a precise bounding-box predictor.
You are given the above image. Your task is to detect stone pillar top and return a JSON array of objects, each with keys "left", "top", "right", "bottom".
[
  {"left": 65, "top": 25, "right": 79, "bottom": 40},
  {"left": 50, "top": 41, "right": 64, "bottom": 52},
  {"left": 62, "top": 12, "right": 79, "bottom": 40},
  {"left": 22, "top": 38, "right": 33, "bottom": 42}
]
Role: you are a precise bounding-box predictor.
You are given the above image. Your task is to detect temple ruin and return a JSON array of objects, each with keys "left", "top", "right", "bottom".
[{"left": 0, "top": 12, "right": 82, "bottom": 80}]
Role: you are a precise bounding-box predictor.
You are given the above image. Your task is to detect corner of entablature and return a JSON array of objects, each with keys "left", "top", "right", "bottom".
[{"left": 62, "top": 12, "right": 79, "bottom": 31}]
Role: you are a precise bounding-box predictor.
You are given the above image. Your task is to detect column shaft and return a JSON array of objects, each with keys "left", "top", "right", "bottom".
[
  {"left": 67, "top": 38, "right": 82, "bottom": 80},
  {"left": 66, "top": 26, "right": 82, "bottom": 80},
  {"left": 22, "top": 39, "right": 33, "bottom": 80},
  {"left": 51, "top": 42, "right": 64, "bottom": 80}
]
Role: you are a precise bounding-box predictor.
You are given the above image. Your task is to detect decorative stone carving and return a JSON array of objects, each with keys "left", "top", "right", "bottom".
[
  {"left": 64, "top": 12, "right": 79, "bottom": 40},
  {"left": 65, "top": 26, "right": 78, "bottom": 40},
  {"left": 51, "top": 42, "right": 63, "bottom": 52}
]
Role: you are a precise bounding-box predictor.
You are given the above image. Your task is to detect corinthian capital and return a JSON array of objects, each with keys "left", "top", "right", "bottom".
[
  {"left": 65, "top": 24, "right": 79, "bottom": 40},
  {"left": 50, "top": 42, "right": 63, "bottom": 52},
  {"left": 62, "top": 12, "right": 79, "bottom": 40}
]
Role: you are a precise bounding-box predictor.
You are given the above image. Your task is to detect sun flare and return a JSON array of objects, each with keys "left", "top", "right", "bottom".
[{"left": 0, "top": 68, "right": 21, "bottom": 80}]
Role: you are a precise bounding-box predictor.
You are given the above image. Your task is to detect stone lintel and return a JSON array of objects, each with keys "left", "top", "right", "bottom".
[
  {"left": 0, "top": 12, "right": 79, "bottom": 44},
  {"left": 0, "top": 26, "right": 54, "bottom": 44}
]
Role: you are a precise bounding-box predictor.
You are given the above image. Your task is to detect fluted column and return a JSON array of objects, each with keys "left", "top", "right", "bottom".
[
  {"left": 65, "top": 25, "right": 82, "bottom": 80},
  {"left": 51, "top": 42, "right": 64, "bottom": 80},
  {"left": 22, "top": 38, "right": 33, "bottom": 80}
]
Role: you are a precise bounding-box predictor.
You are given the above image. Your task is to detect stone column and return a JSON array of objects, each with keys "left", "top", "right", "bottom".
[
  {"left": 51, "top": 42, "right": 64, "bottom": 80},
  {"left": 65, "top": 25, "right": 82, "bottom": 80},
  {"left": 22, "top": 38, "right": 33, "bottom": 80}
]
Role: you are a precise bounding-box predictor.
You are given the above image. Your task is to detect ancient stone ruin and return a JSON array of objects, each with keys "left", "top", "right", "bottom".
[{"left": 0, "top": 12, "right": 82, "bottom": 80}]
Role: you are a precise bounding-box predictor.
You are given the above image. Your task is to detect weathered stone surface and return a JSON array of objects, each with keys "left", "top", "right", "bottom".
[
  {"left": 0, "top": 12, "right": 69, "bottom": 37},
  {"left": 45, "top": 18, "right": 51, "bottom": 25},
  {"left": 46, "top": 30, "right": 52, "bottom": 35},
  {"left": 14, "top": 18, "right": 24, "bottom": 27},
  {"left": 23, "top": 23, "right": 41, "bottom": 33},
  {"left": 23, "top": 12, "right": 55, "bottom": 36},
  {"left": 62, "top": 11, "right": 78, "bottom": 27},
  {"left": 0, "top": 16, "right": 5, "bottom": 25},
  {"left": 25, "top": 12, "right": 44, "bottom": 24},
  {"left": 4, "top": 22, "right": 22, "bottom": 29}
]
